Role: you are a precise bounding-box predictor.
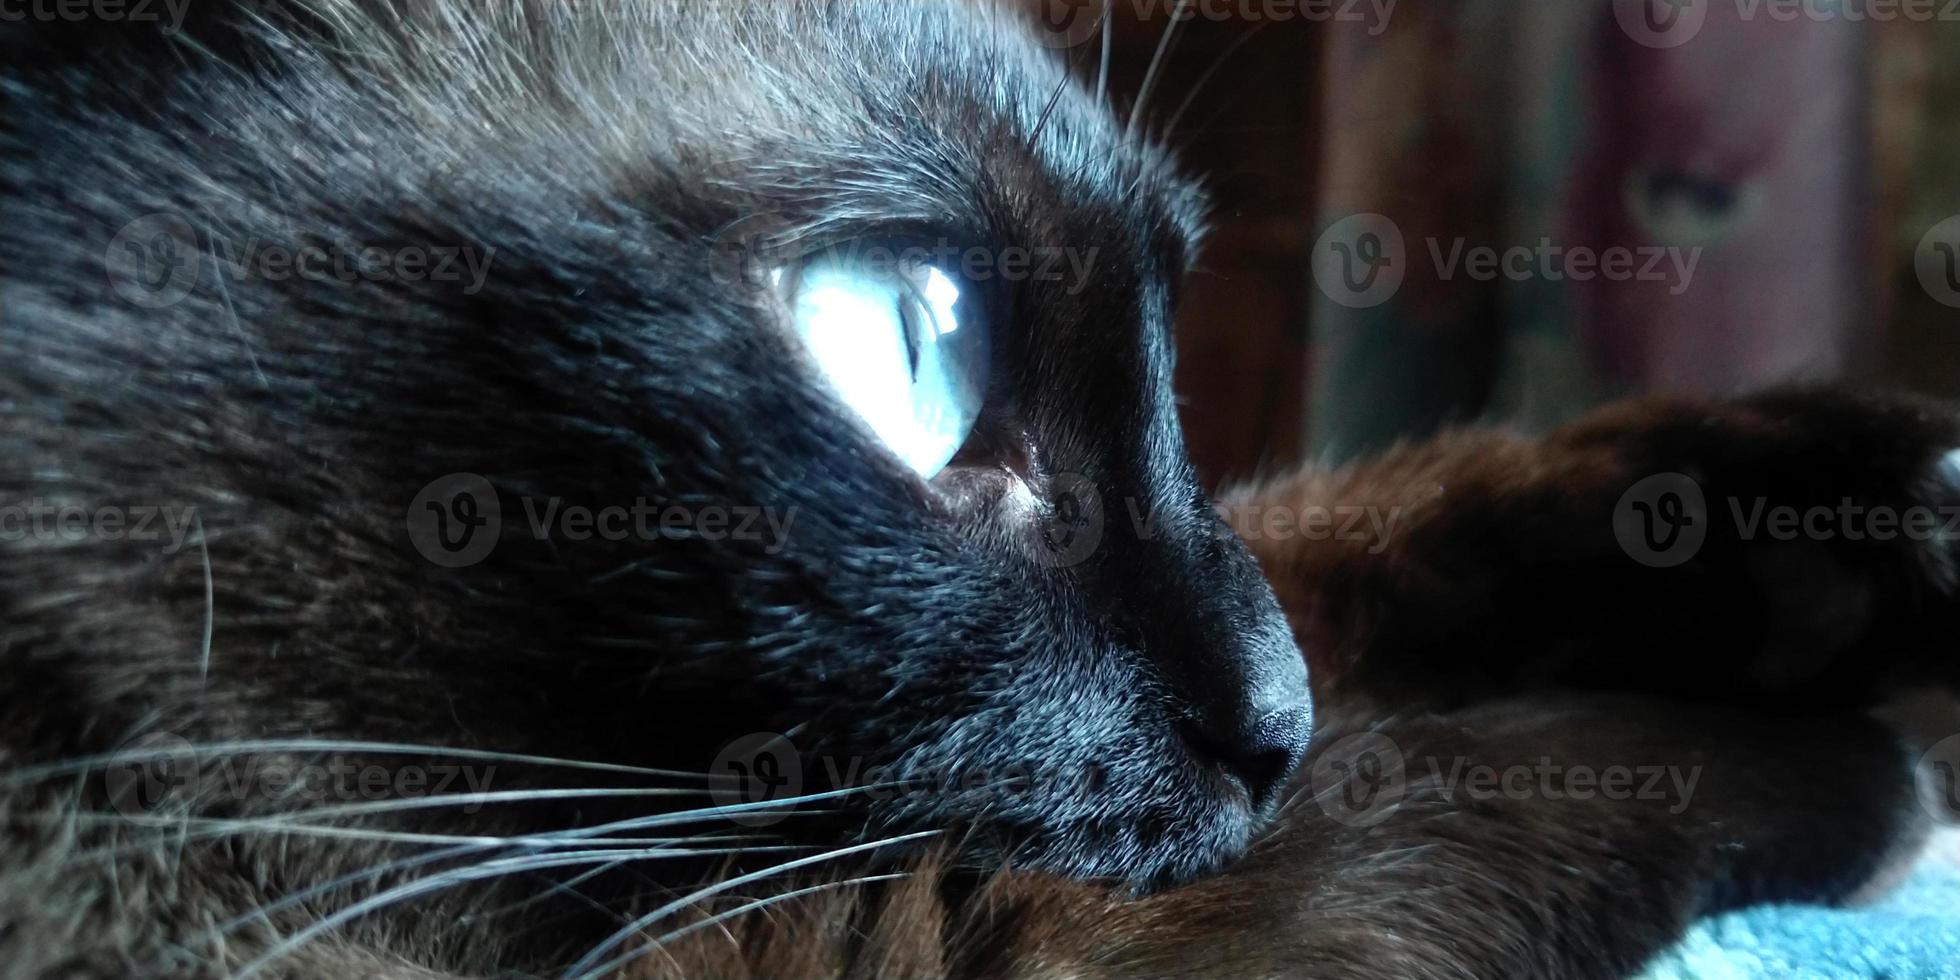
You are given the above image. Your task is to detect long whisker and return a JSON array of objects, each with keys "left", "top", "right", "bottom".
[
  {"left": 0, "top": 739, "right": 717, "bottom": 789},
  {"left": 464, "top": 858, "right": 640, "bottom": 924},
  {"left": 192, "top": 513, "right": 214, "bottom": 680},
  {"left": 1028, "top": 65, "right": 1077, "bottom": 154},
  {"left": 1096, "top": 0, "right": 1114, "bottom": 103},
  {"left": 23, "top": 812, "right": 778, "bottom": 852},
  {"left": 558, "top": 829, "right": 940, "bottom": 980},
  {"left": 228, "top": 844, "right": 766, "bottom": 979},
  {"left": 605, "top": 871, "right": 910, "bottom": 974},
  {"left": 1126, "top": 0, "right": 1193, "bottom": 142},
  {"left": 233, "top": 786, "right": 708, "bottom": 821},
  {"left": 1161, "top": 19, "right": 1267, "bottom": 144},
  {"left": 192, "top": 784, "right": 888, "bottom": 961},
  {"left": 5, "top": 820, "right": 759, "bottom": 884},
  {"left": 2, "top": 783, "right": 742, "bottom": 877}
]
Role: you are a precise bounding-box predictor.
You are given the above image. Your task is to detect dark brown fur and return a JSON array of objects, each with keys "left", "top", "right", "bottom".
[
  {"left": 624, "top": 389, "right": 1959, "bottom": 979},
  {"left": 4, "top": 2, "right": 1956, "bottom": 976}
]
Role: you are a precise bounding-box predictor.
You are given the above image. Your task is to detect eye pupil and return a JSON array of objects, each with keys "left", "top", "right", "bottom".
[{"left": 898, "top": 295, "right": 925, "bottom": 381}]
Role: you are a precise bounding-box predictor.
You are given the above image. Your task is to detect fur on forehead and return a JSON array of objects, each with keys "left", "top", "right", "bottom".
[{"left": 254, "top": 0, "right": 1206, "bottom": 265}]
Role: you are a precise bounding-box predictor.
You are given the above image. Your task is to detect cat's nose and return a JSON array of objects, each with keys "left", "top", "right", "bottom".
[
  {"left": 1127, "top": 540, "right": 1311, "bottom": 810},
  {"left": 1093, "top": 497, "right": 1312, "bottom": 812},
  {"left": 1189, "top": 697, "right": 1312, "bottom": 812}
]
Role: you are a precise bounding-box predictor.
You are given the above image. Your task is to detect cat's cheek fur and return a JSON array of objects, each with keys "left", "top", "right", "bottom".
[{"left": 1, "top": 3, "right": 1311, "bottom": 971}]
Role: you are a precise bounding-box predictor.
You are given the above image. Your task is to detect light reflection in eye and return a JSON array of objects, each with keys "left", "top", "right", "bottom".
[{"left": 921, "top": 266, "right": 962, "bottom": 336}]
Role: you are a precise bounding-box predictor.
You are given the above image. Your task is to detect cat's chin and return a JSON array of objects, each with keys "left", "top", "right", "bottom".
[
  {"left": 862, "top": 757, "right": 1274, "bottom": 891},
  {"left": 972, "top": 805, "right": 1262, "bottom": 892}
]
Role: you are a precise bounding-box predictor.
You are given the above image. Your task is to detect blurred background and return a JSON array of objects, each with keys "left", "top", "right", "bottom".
[{"left": 1020, "top": 0, "right": 1960, "bottom": 486}]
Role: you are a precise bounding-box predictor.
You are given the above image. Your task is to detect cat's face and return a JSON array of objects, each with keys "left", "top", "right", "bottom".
[{"left": 4, "top": 0, "right": 1308, "bottom": 888}]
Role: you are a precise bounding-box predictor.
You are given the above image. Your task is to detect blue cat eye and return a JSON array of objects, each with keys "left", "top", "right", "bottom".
[{"left": 784, "top": 243, "right": 992, "bottom": 478}]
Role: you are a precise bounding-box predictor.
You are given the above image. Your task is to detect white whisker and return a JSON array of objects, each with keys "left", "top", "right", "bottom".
[
  {"left": 1126, "top": 0, "right": 1193, "bottom": 142},
  {"left": 23, "top": 812, "right": 782, "bottom": 852},
  {"left": 185, "top": 784, "right": 888, "bottom": 963},
  {"left": 0, "top": 739, "right": 717, "bottom": 789},
  {"left": 1096, "top": 0, "right": 1113, "bottom": 103},
  {"left": 1162, "top": 20, "right": 1266, "bottom": 144},
  {"left": 229, "top": 844, "right": 770, "bottom": 979},
  {"left": 604, "top": 871, "right": 910, "bottom": 975},
  {"left": 192, "top": 513, "right": 214, "bottom": 680},
  {"left": 0, "top": 784, "right": 759, "bottom": 879},
  {"left": 462, "top": 857, "right": 637, "bottom": 924},
  {"left": 558, "top": 829, "right": 939, "bottom": 980}
]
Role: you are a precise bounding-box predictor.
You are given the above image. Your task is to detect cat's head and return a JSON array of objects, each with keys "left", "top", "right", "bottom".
[{"left": 4, "top": 0, "right": 1308, "bottom": 888}]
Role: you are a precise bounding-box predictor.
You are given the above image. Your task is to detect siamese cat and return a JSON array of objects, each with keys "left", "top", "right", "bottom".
[{"left": 0, "top": 2, "right": 1951, "bottom": 977}]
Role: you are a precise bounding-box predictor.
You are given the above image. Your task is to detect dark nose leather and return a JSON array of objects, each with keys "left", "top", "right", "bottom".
[
  {"left": 1090, "top": 520, "right": 1312, "bottom": 812},
  {"left": 1188, "top": 693, "right": 1312, "bottom": 811},
  {"left": 1052, "top": 472, "right": 1313, "bottom": 814}
]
